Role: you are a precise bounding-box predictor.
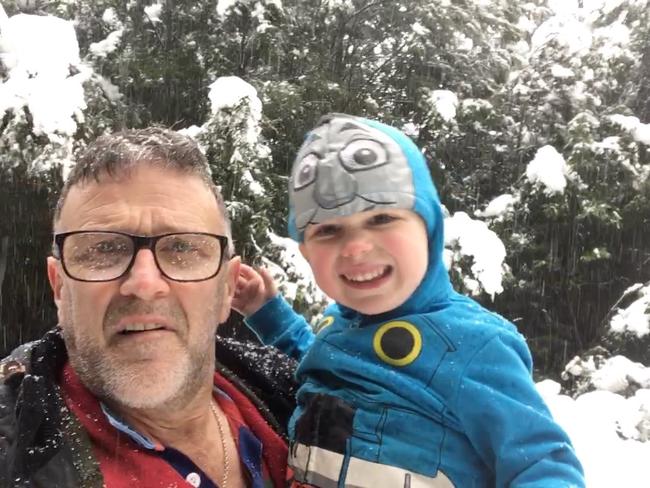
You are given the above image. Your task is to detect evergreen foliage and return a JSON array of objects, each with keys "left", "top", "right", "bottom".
[{"left": 1, "top": 0, "right": 648, "bottom": 377}]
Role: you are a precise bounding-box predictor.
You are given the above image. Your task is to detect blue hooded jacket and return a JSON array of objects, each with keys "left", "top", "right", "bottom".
[{"left": 246, "top": 114, "right": 584, "bottom": 487}]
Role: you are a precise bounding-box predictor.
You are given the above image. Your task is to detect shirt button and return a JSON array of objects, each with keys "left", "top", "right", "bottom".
[{"left": 185, "top": 472, "right": 201, "bottom": 487}]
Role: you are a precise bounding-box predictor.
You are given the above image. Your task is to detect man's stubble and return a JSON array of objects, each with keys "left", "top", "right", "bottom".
[{"left": 60, "top": 285, "right": 222, "bottom": 410}]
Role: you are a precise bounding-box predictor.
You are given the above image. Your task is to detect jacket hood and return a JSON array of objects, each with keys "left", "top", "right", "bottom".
[{"left": 288, "top": 113, "right": 453, "bottom": 317}]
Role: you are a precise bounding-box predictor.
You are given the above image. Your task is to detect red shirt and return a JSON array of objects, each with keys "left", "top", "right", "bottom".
[{"left": 59, "top": 362, "right": 288, "bottom": 487}]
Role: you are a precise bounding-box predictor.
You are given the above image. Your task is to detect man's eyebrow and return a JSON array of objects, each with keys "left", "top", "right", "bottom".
[{"left": 98, "top": 225, "right": 201, "bottom": 235}]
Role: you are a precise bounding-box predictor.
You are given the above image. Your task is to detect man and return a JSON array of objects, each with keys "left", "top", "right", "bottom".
[{"left": 0, "top": 127, "right": 296, "bottom": 487}]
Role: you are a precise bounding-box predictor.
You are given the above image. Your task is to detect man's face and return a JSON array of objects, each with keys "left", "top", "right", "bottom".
[
  {"left": 47, "top": 164, "right": 239, "bottom": 409},
  {"left": 300, "top": 208, "right": 428, "bottom": 315}
]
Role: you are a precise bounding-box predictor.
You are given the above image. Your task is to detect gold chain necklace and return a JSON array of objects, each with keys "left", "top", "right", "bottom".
[{"left": 210, "top": 400, "right": 230, "bottom": 488}]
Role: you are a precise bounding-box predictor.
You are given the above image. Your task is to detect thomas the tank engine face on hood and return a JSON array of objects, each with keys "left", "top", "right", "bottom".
[{"left": 289, "top": 115, "right": 416, "bottom": 235}]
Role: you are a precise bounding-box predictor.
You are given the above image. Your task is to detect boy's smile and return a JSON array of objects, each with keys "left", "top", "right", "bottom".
[
  {"left": 341, "top": 264, "right": 392, "bottom": 287},
  {"left": 300, "top": 208, "right": 428, "bottom": 315}
]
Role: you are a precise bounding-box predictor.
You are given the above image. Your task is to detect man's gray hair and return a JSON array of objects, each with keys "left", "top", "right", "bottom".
[{"left": 53, "top": 127, "right": 232, "bottom": 254}]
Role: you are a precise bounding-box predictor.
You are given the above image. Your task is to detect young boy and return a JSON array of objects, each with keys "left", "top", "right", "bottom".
[{"left": 232, "top": 114, "right": 585, "bottom": 487}]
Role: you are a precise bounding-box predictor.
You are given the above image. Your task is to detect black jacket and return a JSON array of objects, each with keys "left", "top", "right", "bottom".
[{"left": 0, "top": 328, "right": 297, "bottom": 488}]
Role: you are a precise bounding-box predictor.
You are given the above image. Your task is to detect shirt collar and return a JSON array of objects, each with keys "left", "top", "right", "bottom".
[{"left": 99, "top": 386, "right": 234, "bottom": 452}]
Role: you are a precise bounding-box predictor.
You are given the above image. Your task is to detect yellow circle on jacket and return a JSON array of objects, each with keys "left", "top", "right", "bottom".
[{"left": 373, "top": 321, "right": 422, "bottom": 366}]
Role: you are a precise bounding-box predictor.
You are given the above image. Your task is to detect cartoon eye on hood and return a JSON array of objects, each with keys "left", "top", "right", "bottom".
[
  {"left": 339, "top": 139, "right": 388, "bottom": 172},
  {"left": 293, "top": 153, "right": 319, "bottom": 190}
]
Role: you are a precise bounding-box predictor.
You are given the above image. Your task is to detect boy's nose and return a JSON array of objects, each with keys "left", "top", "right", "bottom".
[{"left": 340, "top": 234, "right": 373, "bottom": 258}]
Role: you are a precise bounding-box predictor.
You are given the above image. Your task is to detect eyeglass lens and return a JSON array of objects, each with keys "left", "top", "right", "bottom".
[{"left": 62, "top": 232, "right": 223, "bottom": 281}]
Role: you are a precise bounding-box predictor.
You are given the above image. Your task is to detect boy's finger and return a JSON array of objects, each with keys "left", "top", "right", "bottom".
[
  {"left": 238, "top": 263, "right": 257, "bottom": 278},
  {"left": 258, "top": 267, "right": 278, "bottom": 295},
  {"left": 236, "top": 271, "right": 249, "bottom": 285}
]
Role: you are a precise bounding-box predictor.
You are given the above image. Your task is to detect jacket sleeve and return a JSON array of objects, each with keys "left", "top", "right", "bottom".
[
  {"left": 454, "top": 330, "right": 585, "bottom": 487},
  {"left": 244, "top": 294, "right": 315, "bottom": 361}
]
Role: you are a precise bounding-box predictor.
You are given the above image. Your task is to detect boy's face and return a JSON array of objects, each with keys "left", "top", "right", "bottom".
[{"left": 299, "top": 208, "right": 428, "bottom": 315}]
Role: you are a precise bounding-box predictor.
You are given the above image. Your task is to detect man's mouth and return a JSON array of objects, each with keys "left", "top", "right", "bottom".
[
  {"left": 112, "top": 314, "right": 175, "bottom": 337},
  {"left": 118, "top": 323, "right": 170, "bottom": 335}
]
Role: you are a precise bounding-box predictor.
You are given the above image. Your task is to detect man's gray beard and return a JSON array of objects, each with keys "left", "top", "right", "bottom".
[{"left": 63, "top": 327, "right": 213, "bottom": 410}]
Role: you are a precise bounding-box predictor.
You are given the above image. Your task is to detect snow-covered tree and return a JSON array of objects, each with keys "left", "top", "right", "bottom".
[
  {"left": 1, "top": 0, "right": 648, "bottom": 378},
  {"left": 0, "top": 8, "right": 121, "bottom": 352}
]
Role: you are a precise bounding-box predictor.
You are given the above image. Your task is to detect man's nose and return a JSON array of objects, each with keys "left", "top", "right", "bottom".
[
  {"left": 119, "top": 249, "right": 170, "bottom": 300},
  {"left": 340, "top": 232, "right": 373, "bottom": 259}
]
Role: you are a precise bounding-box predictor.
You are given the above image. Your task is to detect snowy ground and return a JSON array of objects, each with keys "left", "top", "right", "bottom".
[{"left": 538, "top": 360, "right": 650, "bottom": 486}]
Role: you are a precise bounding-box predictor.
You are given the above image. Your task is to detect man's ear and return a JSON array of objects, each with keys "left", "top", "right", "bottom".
[
  {"left": 47, "top": 256, "right": 63, "bottom": 309},
  {"left": 218, "top": 255, "right": 241, "bottom": 323}
]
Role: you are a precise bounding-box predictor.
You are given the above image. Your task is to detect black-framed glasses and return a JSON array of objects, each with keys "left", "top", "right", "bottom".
[{"left": 52, "top": 231, "right": 229, "bottom": 282}]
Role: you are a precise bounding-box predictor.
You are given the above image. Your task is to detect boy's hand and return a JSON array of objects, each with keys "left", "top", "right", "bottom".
[{"left": 232, "top": 263, "right": 279, "bottom": 317}]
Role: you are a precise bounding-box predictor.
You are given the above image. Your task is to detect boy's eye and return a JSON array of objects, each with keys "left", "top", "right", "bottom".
[
  {"left": 368, "top": 213, "right": 398, "bottom": 225},
  {"left": 309, "top": 224, "right": 340, "bottom": 238}
]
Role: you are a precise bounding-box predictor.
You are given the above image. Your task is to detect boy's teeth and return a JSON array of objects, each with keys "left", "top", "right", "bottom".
[
  {"left": 123, "top": 323, "right": 165, "bottom": 332},
  {"left": 344, "top": 267, "right": 386, "bottom": 282}
]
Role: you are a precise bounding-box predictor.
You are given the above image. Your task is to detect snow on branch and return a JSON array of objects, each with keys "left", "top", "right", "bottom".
[
  {"left": 610, "top": 283, "right": 650, "bottom": 338},
  {"left": 525, "top": 145, "right": 570, "bottom": 195},
  {"left": 609, "top": 115, "right": 650, "bottom": 146},
  {"left": 444, "top": 211, "right": 507, "bottom": 298}
]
